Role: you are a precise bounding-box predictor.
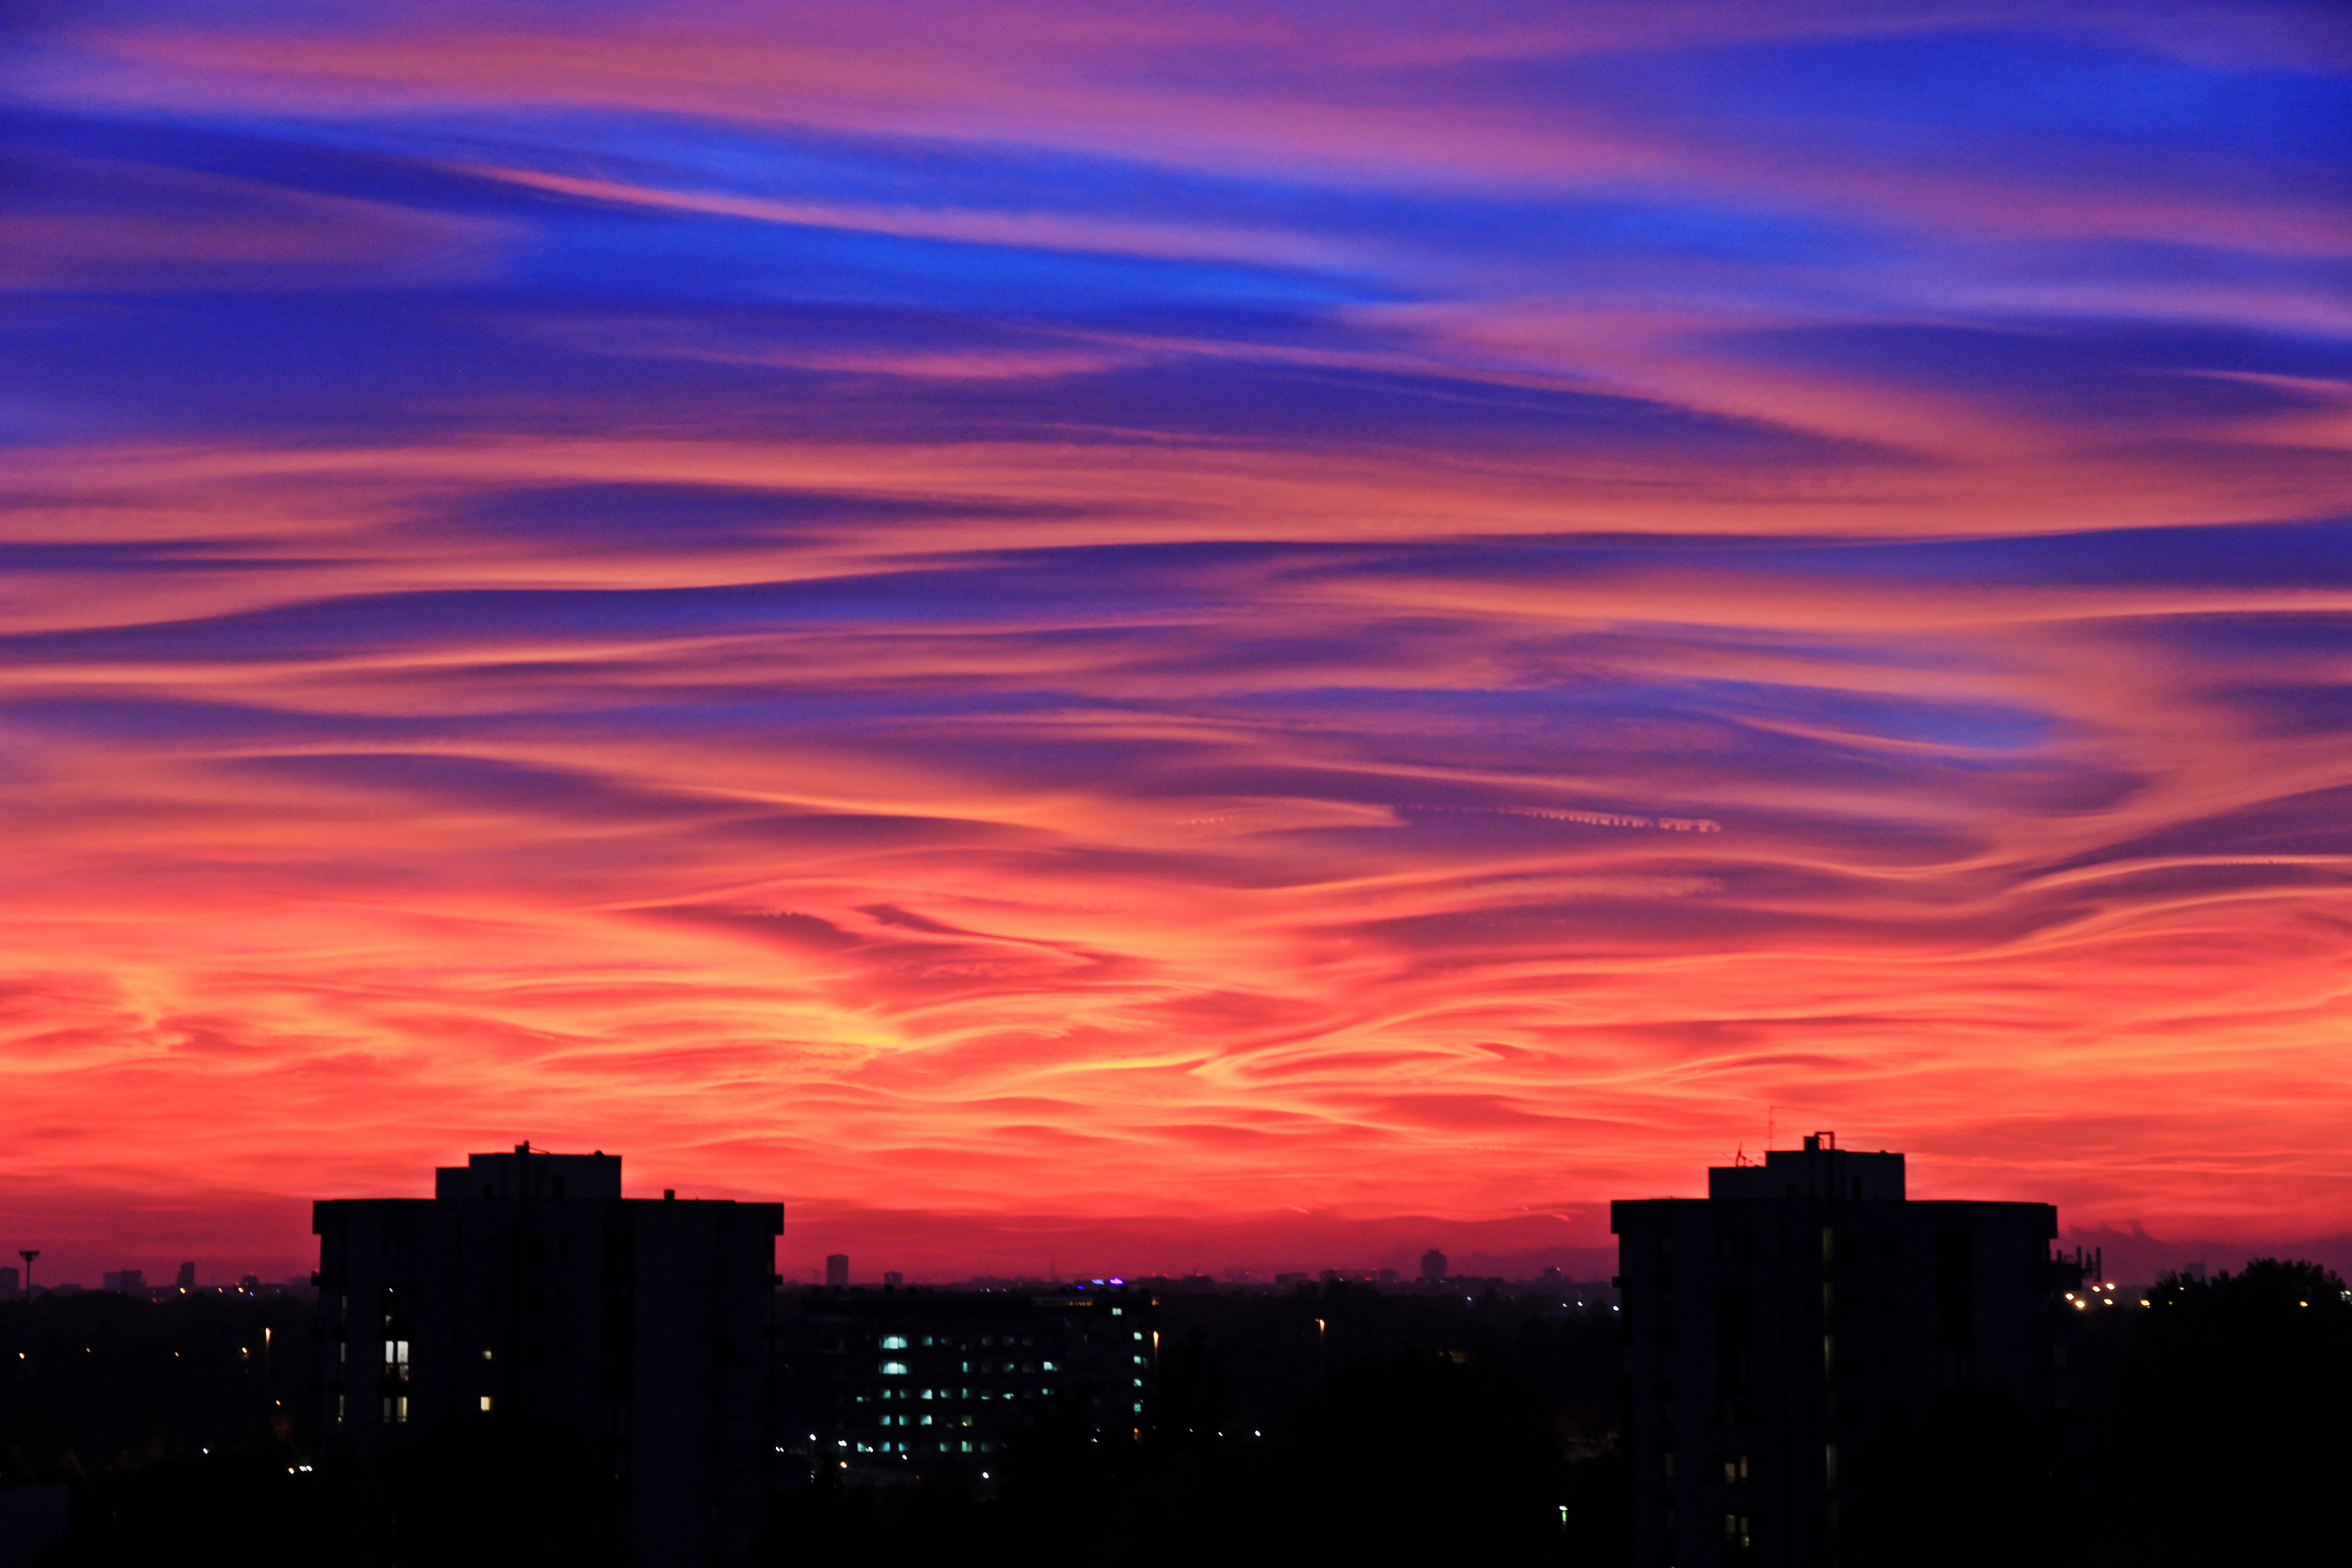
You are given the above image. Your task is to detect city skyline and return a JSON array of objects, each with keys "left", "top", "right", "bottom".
[{"left": 6, "top": 2, "right": 2350, "bottom": 1281}]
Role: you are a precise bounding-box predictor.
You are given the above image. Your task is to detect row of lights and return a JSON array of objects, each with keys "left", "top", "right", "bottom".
[{"left": 2065, "top": 1284, "right": 2152, "bottom": 1309}]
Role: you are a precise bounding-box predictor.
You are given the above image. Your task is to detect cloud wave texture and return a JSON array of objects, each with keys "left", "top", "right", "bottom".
[{"left": 4, "top": 0, "right": 2350, "bottom": 1277}]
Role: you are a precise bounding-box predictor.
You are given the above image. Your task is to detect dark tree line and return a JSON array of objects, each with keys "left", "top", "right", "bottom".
[{"left": 2084, "top": 1259, "right": 2349, "bottom": 1565}]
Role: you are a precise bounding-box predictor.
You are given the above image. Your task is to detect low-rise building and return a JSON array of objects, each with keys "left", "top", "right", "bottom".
[{"left": 776, "top": 1284, "right": 1158, "bottom": 1479}]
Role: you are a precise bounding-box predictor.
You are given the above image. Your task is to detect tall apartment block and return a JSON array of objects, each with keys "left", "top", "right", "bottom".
[
  {"left": 1612, "top": 1135, "right": 2066, "bottom": 1566},
  {"left": 313, "top": 1146, "right": 783, "bottom": 1568}
]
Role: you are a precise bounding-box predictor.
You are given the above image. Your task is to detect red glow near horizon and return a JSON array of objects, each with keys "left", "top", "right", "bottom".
[{"left": 3, "top": 1, "right": 2350, "bottom": 1286}]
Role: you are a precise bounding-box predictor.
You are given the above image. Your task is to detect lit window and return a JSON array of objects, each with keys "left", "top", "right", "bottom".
[
  {"left": 481, "top": 1345, "right": 494, "bottom": 1361},
  {"left": 384, "top": 1339, "right": 410, "bottom": 1374},
  {"left": 335, "top": 1393, "right": 345, "bottom": 1425},
  {"left": 1041, "top": 1361, "right": 1056, "bottom": 1372},
  {"left": 479, "top": 1396, "right": 493, "bottom": 1412},
  {"left": 382, "top": 1395, "right": 408, "bottom": 1424},
  {"left": 880, "top": 1335, "right": 910, "bottom": 1350},
  {"left": 882, "top": 1361, "right": 909, "bottom": 1376}
]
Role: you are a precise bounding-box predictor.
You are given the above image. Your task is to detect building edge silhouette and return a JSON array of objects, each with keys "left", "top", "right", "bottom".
[{"left": 312, "top": 1144, "right": 782, "bottom": 1568}]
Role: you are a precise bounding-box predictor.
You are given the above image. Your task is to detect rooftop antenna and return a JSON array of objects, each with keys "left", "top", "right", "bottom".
[{"left": 1766, "top": 1106, "right": 1774, "bottom": 1151}]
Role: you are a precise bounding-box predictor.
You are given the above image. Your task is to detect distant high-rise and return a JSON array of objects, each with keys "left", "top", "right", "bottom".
[
  {"left": 0, "top": 1267, "right": 18, "bottom": 1299},
  {"left": 826, "top": 1253, "right": 850, "bottom": 1288},
  {"left": 175, "top": 1261, "right": 196, "bottom": 1290},
  {"left": 102, "top": 1268, "right": 144, "bottom": 1294},
  {"left": 1420, "top": 1248, "right": 1446, "bottom": 1282},
  {"left": 882, "top": 1270, "right": 903, "bottom": 1288},
  {"left": 1612, "top": 1135, "right": 2068, "bottom": 1567},
  {"left": 313, "top": 1145, "right": 783, "bottom": 1568}
]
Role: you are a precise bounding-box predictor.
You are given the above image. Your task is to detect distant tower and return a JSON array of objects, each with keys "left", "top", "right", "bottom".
[
  {"left": 1420, "top": 1248, "right": 1446, "bottom": 1282},
  {"left": 176, "top": 1261, "right": 197, "bottom": 1290},
  {"left": 825, "top": 1253, "right": 850, "bottom": 1288}
]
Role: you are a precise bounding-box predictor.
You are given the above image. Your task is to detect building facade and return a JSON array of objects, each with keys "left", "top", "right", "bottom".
[
  {"left": 1612, "top": 1136, "right": 2068, "bottom": 1566},
  {"left": 312, "top": 1146, "right": 783, "bottom": 1567},
  {"left": 775, "top": 1284, "right": 1158, "bottom": 1480}
]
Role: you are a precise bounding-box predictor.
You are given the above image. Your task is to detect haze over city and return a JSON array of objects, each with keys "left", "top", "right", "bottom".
[{"left": 5, "top": 0, "right": 2350, "bottom": 1288}]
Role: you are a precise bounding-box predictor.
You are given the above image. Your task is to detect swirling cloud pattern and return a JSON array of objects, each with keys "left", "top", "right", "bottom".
[{"left": 4, "top": 0, "right": 2350, "bottom": 1279}]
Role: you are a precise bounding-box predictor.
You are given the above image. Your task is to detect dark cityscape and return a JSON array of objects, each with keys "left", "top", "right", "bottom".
[{"left": 4, "top": 1141, "right": 2344, "bottom": 1565}]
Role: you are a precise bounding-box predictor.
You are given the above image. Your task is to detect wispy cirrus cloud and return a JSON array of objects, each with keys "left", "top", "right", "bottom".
[{"left": 1, "top": 0, "right": 2348, "bottom": 1282}]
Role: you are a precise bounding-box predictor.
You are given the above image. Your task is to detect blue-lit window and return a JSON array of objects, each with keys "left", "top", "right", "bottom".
[{"left": 882, "top": 1361, "right": 909, "bottom": 1375}]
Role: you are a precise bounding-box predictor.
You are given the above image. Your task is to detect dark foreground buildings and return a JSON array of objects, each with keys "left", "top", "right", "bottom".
[
  {"left": 1613, "top": 1135, "right": 2068, "bottom": 1567},
  {"left": 312, "top": 1146, "right": 782, "bottom": 1567}
]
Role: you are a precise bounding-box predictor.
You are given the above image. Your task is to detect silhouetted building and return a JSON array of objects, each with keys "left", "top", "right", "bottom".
[
  {"left": 826, "top": 1253, "right": 850, "bottom": 1288},
  {"left": 777, "top": 1285, "right": 1158, "bottom": 1478},
  {"left": 101, "top": 1269, "right": 144, "bottom": 1294},
  {"left": 1612, "top": 1135, "right": 2065, "bottom": 1567},
  {"left": 1320, "top": 1268, "right": 1392, "bottom": 1286},
  {"left": 313, "top": 1145, "right": 783, "bottom": 1568},
  {"left": 175, "top": 1261, "right": 196, "bottom": 1290},
  {"left": 0, "top": 1266, "right": 18, "bottom": 1300},
  {"left": 1421, "top": 1248, "right": 1446, "bottom": 1282}
]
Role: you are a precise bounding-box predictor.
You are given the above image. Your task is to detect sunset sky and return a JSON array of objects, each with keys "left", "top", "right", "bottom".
[{"left": 5, "top": 0, "right": 2350, "bottom": 1285}]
